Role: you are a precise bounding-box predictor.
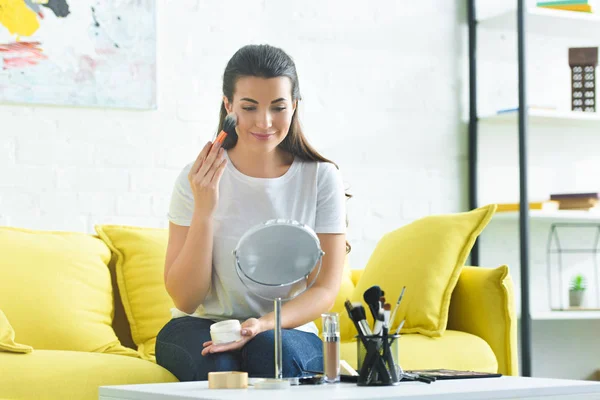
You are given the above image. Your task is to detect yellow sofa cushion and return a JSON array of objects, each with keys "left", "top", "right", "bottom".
[
  {"left": 0, "top": 227, "right": 138, "bottom": 357},
  {"left": 0, "top": 350, "right": 177, "bottom": 400},
  {"left": 0, "top": 309, "right": 32, "bottom": 354},
  {"left": 341, "top": 330, "right": 498, "bottom": 373},
  {"left": 95, "top": 225, "right": 174, "bottom": 361},
  {"left": 351, "top": 205, "right": 497, "bottom": 337}
]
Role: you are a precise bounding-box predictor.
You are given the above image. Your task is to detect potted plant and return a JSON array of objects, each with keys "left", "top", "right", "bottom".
[{"left": 569, "top": 274, "right": 586, "bottom": 308}]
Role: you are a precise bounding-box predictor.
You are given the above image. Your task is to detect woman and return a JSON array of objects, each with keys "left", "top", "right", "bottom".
[{"left": 156, "top": 44, "right": 350, "bottom": 381}]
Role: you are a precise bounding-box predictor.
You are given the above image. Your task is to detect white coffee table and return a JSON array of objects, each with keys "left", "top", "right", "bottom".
[{"left": 99, "top": 376, "right": 600, "bottom": 400}]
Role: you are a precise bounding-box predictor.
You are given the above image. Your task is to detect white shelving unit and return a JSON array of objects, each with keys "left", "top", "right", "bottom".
[
  {"left": 493, "top": 210, "right": 600, "bottom": 223},
  {"left": 480, "top": 109, "right": 600, "bottom": 125},
  {"left": 477, "top": 3, "right": 600, "bottom": 315},
  {"left": 532, "top": 310, "right": 600, "bottom": 320},
  {"left": 479, "top": 6, "right": 600, "bottom": 36}
]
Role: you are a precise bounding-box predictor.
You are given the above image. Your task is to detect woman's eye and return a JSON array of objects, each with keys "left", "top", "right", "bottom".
[
  {"left": 242, "top": 107, "right": 256, "bottom": 111},
  {"left": 273, "top": 107, "right": 286, "bottom": 112}
]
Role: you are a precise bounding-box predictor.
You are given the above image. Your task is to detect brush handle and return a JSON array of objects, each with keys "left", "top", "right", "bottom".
[
  {"left": 389, "top": 286, "right": 406, "bottom": 330},
  {"left": 359, "top": 320, "right": 373, "bottom": 336},
  {"left": 394, "top": 318, "right": 406, "bottom": 336},
  {"left": 383, "top": 331, "right": 398, "bottom": 383},
  {"left": 373, "top": 320, "right": 383, "bottom": 336}
]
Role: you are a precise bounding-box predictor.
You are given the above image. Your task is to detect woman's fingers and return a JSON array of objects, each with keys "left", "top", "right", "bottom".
[
  {"left": 203, "top": 340, "right": 242, "bottom": 355},
  {"left": 196, "top": 142, "right": 223, "bottom": 181},
  {"left": 198, "top": 148, "right": 224, "bottom": 187},
  {"left": 209, "top": 158, "right": 227, "bottom": 185},
  {"left": 190, "top": 141, "right": 213, "bottom": 177}
]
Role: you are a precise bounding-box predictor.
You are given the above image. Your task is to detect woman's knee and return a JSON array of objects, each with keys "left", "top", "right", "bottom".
[
  {"left": 154, "top": 317, "right": 217, "bottom": 381},
  {"left": 156, "top": 340, "right": 203, "bottom": 381}
]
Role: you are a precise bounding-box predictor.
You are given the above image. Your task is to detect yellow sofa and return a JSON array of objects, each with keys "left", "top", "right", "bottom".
[{"left": 0, "top": 217, "right": 518, "bottom": 399}]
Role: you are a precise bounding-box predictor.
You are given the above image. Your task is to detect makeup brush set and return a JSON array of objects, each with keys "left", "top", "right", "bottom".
[{"left": 344, "top": 285, "right": 435, "bottom": 386}]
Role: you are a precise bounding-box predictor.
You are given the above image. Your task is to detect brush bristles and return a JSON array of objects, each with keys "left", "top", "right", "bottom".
[
  {"left": 351, "top": 302, "right": 367, "bottom": 320},
  {"left": 222, "top": 113, "right": 237, "bottom": 135}
]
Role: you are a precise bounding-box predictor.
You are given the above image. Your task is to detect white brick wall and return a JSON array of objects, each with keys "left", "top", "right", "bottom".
[{"left": 0, "top": 0, "right": 468, "bottom": 270}]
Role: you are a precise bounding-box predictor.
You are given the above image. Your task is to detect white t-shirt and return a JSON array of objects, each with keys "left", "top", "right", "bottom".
[{"left": 167, "top": 150, "right": 347, "bottom": 335}]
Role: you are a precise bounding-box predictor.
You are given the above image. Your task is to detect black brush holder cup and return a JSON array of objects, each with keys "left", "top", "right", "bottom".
[{"left": 356, "top": 334, "right": 401, "bottom": 386}]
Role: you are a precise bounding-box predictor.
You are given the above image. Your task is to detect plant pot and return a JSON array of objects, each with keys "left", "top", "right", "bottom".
[{"left": 569, "top": 289, "right": 584, "bottom": 308}]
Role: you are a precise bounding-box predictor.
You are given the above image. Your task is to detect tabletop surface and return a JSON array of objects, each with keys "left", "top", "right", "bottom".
[{"left": 99, "top": 376, "right": 600, "bottom": 400}]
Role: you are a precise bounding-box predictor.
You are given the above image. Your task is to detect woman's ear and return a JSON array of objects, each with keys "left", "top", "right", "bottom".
[{"left": 223, "top": 96, "right": 233, "bottom": 113}]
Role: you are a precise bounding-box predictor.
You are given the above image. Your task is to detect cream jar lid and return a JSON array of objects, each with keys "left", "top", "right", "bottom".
[{"left": 210, "top": 319, "right": 241, "bottom": 333}]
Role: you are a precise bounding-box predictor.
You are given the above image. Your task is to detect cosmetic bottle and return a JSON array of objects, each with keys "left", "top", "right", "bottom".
[{"left": 321, "top": 312, "right": 340, "bottom": 383}]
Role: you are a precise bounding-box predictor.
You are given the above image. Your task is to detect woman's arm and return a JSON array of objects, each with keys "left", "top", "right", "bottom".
[
  {"left": 257, "top": 233, "right": 347, "bottom": 332},
  {"left": 164, "top": 216, "right": 214, "bottom": 314},
  {"left": 164, "top": 141, "right": 227, "bottom": 314}
]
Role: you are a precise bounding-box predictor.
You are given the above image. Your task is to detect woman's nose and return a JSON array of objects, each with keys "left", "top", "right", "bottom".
[{"left": 255, "top": 110, "right": 273, "bottom": 129}]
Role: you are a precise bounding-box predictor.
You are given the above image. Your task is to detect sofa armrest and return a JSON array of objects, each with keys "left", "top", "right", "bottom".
[{"left": 447, "top": 265, "right": 519, "bottom": 376}]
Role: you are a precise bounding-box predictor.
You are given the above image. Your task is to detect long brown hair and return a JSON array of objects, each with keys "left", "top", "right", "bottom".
[{"left": 216, "top": 44, "right": 352, "bottom": 254}]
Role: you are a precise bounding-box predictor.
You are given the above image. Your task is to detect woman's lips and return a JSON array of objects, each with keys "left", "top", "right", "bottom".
[{"left": 251, "top": 132, "right": 273, "bottom": 140}]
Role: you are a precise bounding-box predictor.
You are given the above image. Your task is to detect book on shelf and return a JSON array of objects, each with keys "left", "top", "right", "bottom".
[
  {"left": 540, "top": 4, "right": 593, "bottom": 11},
  {"left": 550, "top": 192, "right": 600, "bottom": 210},
  {"left": 495, "top": 105, "right": 557, "bottom": 114},
  {"left": 537, "top": 0, "right": 594, "bottom": 12},
  {"left": 550, "top": 192, "right": 599, "bottom": 199},
  {"left": 496, "top": 201, "right": 560, "bottom": 212},
  {"left": 557, "top": 199, "right": 598, "bottom": 210},
  {"left": 537, "top": 0, "right": 588, "bottom": 6}
]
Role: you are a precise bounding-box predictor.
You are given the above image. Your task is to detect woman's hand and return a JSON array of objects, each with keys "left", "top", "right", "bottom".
[
  {"left": 201, "top": 318, "right": 263, "bottom": 356},
  {"left": 188, "top": 140, "right": 227, "bottom": 220}
]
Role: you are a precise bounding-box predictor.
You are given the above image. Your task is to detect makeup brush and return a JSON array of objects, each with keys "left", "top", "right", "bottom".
[
  {"left": 363, "top": 286, "right": 383, "bottom": 324},
  {"left": 383, "top": 303, "right": 391, "bottom": 329},
  {"left": 344, "top": 300, "right": 364, "bottom": 337},
  {"left": 351, "top": 302, "right": 373, "bottom": 336},
  {"left": 373, "top": 309, "right": 384, "bottom": 336},
  {"left": 394, "top": 318, "right": 406, "bottom": 336},
  {"left": 344, "top": 300, "right": 372, "bottom": 338},
  {"left": 389, "top": 286, "right": 406, "bottom": 331},
  {"left": 214, "top": 113, "right": 237, "bottom": 146},
  {"left": 389, "top": 318, "right": 406, "bottom": 348}
]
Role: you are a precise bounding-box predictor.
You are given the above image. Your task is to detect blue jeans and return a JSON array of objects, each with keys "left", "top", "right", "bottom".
[{"left": 155, "top": 317, "right": 324, "bottom": 381}]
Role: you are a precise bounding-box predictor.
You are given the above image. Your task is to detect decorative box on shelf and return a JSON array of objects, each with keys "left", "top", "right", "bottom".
[{"left": 569, "top": 47, "right": 598, "bottom": 112}]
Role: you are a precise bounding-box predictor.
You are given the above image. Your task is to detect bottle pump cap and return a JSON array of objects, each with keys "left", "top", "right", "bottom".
[{"left": 322, "top": 312, "right": 340, "bottom": 341}]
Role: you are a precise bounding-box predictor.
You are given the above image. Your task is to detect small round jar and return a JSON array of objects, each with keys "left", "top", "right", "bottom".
[{"left": 210, "top": 320, "right": 242, "bottom": 344}]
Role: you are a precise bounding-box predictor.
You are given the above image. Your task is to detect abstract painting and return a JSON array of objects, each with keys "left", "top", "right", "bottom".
[{"left": 0, "top": 0, "right": 156, "bottom": 109}]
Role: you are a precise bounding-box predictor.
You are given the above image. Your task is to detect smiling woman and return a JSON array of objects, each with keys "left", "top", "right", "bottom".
[{"left": 157, "top": 44, "right": 352, "bottom": 382}]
